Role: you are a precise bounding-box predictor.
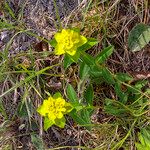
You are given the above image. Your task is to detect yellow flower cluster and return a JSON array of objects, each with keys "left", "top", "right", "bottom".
[
  {"left": 37, "top": 94, "right": 72, "bottom": 128},
  {"left": 54, "top": 29, "right": 87, "bottom": 56}
]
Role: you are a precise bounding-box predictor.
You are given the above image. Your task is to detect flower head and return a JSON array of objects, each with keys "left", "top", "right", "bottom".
[
  {"left": 37, "top": 93, "right": 72, "bottom": 129},
  {"left": 54, "top": 29, "right": 87, "bottom": 56}
]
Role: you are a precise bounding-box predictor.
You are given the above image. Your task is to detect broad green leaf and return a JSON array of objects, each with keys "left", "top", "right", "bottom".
[
  {"left": 53, "top": 92, "right": 62, "bottom": 99},
  {"left": 69, "top": 110, "right": 87, "bottom": 126},
  {"left": 68, "top": 51, "right": 80, "bottom": 62},
  {"left": 136, "top": 128, "right": 150, "bottom": 150},
  {"left": 104, "top": 98, "right": 127, "bottom": 116},
  {"left": 55, "top": 117, "right": 66, "bottom": 128},
  {"left": 136, "top": 143, "right": 150, "bottom": 150},
  {"left": 102, "top": 68, "right": 115, "bottom": 84},
  {"left": 90, "top": 65, "right": 102, "bottom": 78},
  {"left": 95, "top": 45, "right": 114, "bottom": 64},
  {"left": 71, "top": 28, "right": 80, "bottom": 33},
  {"left": 87, "top": 38, "right": 99, "bottom": 47},
  {"left": 31, "top": 134, "right": 44, "bottom": 150},
  {"left": 44, "top": 117, "right": 54, "bottom": 131},
  {"left": 139, "top": 132, "right": 146, "bottom": 146},
  {"left": 74, "top": 105, "right": 83, "bottom": 111},
  {"left": 69, "top": 109, "right": 92, "bottom": 130},
  {"left": 79, "top": 62, "right": 90, "bottom": 79},
  {"left": 66, "top": 84, "right": 79, "bottom": 105},
  {"left": 84, "top": 84, "right": 94, "bottom": 106},
  {"left": 140, "top": 128, "right": 150, "bottom": 146},
  {"left": 80, "top": 52, "right": 95, "bottom": 66},
  {"left": 104, "top": 105, "right": 126, "bottom": 116},
  {"left": 116, "top": 73, "right": 133, "bottom": 82},
  {"left": 128, "top": 23, "right": 150, "bottom": 52},
  {"left": 49, "top": 39, "right": 57, "bottom": 47},
  {"left": 64, "top": 54, "right": 74, "bottom": 69},
  {"left": 78, "top": 38, "right": 98, "bottom": 52},
  {"left": 80, "top": 109, "right": 92, "bottom": 130},
  {"left": 105, "top": 105, "right": 126, "bottom": 116}
]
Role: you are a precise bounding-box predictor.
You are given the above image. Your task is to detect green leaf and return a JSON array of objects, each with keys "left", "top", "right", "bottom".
[
  {"left": 102, "top": 68, "right": 115, "bottom": 84},
  {"left": 78, "top": 38, "right": 98, "bottom": 52},
  {"left": 140, "top": 128, "right": 150, "bottom": 146},
  {"left": 80, "top": 52, "right": 95, "bottom": 66},
  {"left": 128, "top": 23, "right": 150, "bottom": 52},
  {"left": 80, "top": 109, "right": 92, "bottom": 130},
  {"left": 31, "top": 134, "right": 44, "bottom": 150},
  {"left": 64, "top": 54, "right": 74, "bottom": 69},
  {"left": 136, "top": 143, "right": 149, "bottom": 150},
  {"left": 84, "top": 84, "right": 94, "bottom": 106},
  {"left": 69, "top": 110, "right": 86, "bottom": 124},
  {"left": 55, "top": 117, "right": 66, "bottom": 128},
  {"left": 66, "top": 84, "right": 79, "bottom": 105},
  {"left": 75, "top": 105, "right": 84, "bottom": 111},
  {"left": 71, "top": 28, "right": 80, "bottom": 33},
  {"left": 49, "top": 39, "right": 57, "bottom": 47},
  {"left": 53, "top": 92, "right": 62, "bottom": 99},
  {"left": 90, "top": 65, "right": 102, "bottom": 78},
  {"left": 87, "top": 38, "right": 99, "bottom": 47},
  {"left": 79, "top": 62, "right": 90, "bottom": 80},
  {"left": 67, "top": 51, "right": 80, "bottom": 62},
  {"left": 65, "top": 103, "right": 74, "bottom": 113},
  {"left": 139, "top": 132, "right": 146, "bottom": 146},
  {"left": 104, "top": 98, "right": 127, "bottom": 116},
  {"left": 136, "top": 128, "right": 150, "bottom": 150},
  {"left": 44, "top": 117, "right": 54, "bottom": 131},
  {"left": 69, "top": 109, "right": 92, "bottom": 130},
  {"left": 95, "top": 45, "right": 114, "bottom": 64},
  {"left": 116, "top": 73, "right": 133, "bottom": 82},
  {"left": 104, "top": 105, "right": 126, "bottom": 116}
]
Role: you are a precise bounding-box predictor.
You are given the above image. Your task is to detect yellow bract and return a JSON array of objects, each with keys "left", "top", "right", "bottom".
[
  {"left": 37, "top": 95, "right": 72, "bottom": 124},
  {"left": 54, "top": 29, "right": 87, "bottom": 56}
]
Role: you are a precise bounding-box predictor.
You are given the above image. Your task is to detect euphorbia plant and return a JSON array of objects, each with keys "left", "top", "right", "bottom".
[
  {"left": 37, "top": 93, "right": 72, "bottom": 130},
  {"left": 37, "top": 28, "right": 99, "bottom": 131},
  {"left": 50, "top": 28, "right": 98, "bottom": 68}
]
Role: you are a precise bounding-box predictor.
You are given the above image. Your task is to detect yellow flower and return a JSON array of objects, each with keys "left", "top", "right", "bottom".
[
  {"left": 54, "top": 29, "right": 87, "bottom": 56},
  {"left": 37, "top": 94, "right": 72, "bottom": 128}
]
